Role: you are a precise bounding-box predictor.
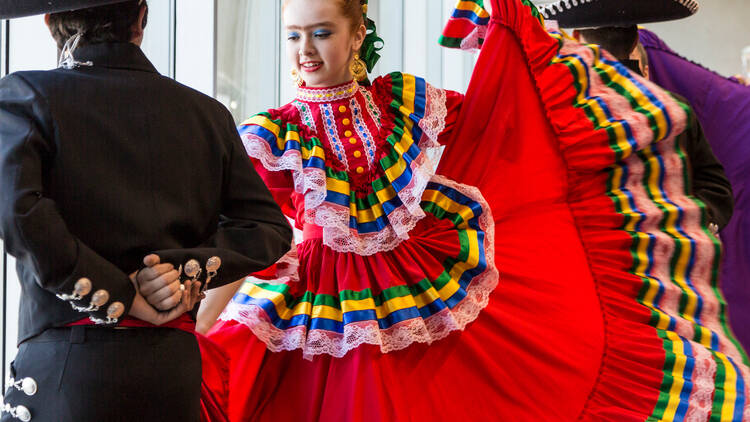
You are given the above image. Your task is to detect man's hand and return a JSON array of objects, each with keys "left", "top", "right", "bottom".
[
  {"left": 128, "top": 279, "right": 203, "bottom": 326},
  {"left": 136, "top": 254, "right": 183, "bottom": 311}
]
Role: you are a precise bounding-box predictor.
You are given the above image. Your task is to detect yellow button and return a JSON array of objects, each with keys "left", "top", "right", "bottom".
[
  {"left": 338, "top": 105, "right": 347, "bottom": 113},
  {"left": 344, "top": 130, "right": 353, "bottom": 137},
  {"left": 342, "top": 118, "right": 351, "bottom": 125},
  {"left": 353, "top": 151, "right": 362, "bottom": 158},
  {"left": 356, "top": 166, "right": 365, "bottom": 174},
  {"left": 349, "top": 138, "right": 357, "bottom": 144}
]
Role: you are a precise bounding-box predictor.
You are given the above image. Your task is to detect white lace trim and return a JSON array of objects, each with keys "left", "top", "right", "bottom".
[
  {"left": 260, "top": 243, "right": 300, "bottom": 285},
  {"left": 360, "top": 86, "right": 382, "bottom": 126},
  {"left": 308, "top": 204, "right": 413, "bottom": 256},
  {"left": 684, "top": 341, "right": 715, "bottom": 422},
  {"left": 243, "top": 127, "right": 439, "bottom": 256},
  {"left": 320, "top": 103, "right": 350, "bottom": 171},
  {"left": 292, "top": 100, "right": 318, "bottom": 133},
  {"left": 458, "top": 25, "right": 488, "bottom": 52},
  {"left": 419, "top": 85, "right": 449, "bottom": 148},
  {"left": 350, "top": 97, "right": 378, "bottom": 169},
  {"left": 219, "top": 174, "right": 497, "bottom": 359},
  {"left": 242, "top": 133, "right": 328, "bottom": 210},
  {"left": 305, "top": 150, "right": 437, "bottom": 255},
  {"left": 297, "top": 80, "right": 359, "bottom": 103}
]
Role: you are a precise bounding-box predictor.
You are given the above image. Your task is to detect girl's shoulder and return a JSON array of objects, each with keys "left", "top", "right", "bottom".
[
  {"left": 239, "top": 102, "right": 300, "bottom": 127},
  {"left": 369, "top": 71, "right": 428, "bottom": 98},
  {"left": 237, "top": 102, "right": 313, "bottom": 139},
  {"left": 368, "top": 72, "right": 446, "bottom": 115}
]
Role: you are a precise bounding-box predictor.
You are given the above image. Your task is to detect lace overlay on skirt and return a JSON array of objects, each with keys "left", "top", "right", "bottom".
[{"left": 219, "top": 174, "right": 498, "bottom": 359}]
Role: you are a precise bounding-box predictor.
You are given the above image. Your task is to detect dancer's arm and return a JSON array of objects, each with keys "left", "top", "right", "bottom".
[
  {"left": 196, "top": 278, "right": 245, "bottom": 334},
  {"left": 196, "top": 154, "right": 298, "bottom": 333},
  {"left": 0, "top": 73, "right": 136, "bottom": 324},
  {"left": 150, "top": 109, "right": 294, "bottom": 290},
  {"left": 129, "top": 277, "right": 204, "bottom": 326}
]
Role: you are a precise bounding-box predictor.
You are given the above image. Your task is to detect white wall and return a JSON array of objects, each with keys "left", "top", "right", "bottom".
[
  {"left": 8, "top": 16, "right": 57, "bottom": 72},
  {"left": 175, "top": 0, "right": 215, "bottom": 96},
  {"left": 141, "top": 0, "right": 175, "bottom": 76},
  {"left": 644, "top": 1, "right": 749, "bottom": 78}
]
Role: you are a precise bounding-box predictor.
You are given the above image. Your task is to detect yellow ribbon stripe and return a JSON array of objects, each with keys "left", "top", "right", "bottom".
[
  {"left": 421, "top": 190, "right": 476, "bottom": 230},
  {"left": 455, "top": 0, "right": 490, "bottom": 18},
  {"left": 240, "top": 282, "right": 460, "bottom": 324},
  {"left": 720, "top": 352, "right": 739, "bottom": 421},
  {"left": 662, "top": 331, "right": 689, "bottom": 420}
]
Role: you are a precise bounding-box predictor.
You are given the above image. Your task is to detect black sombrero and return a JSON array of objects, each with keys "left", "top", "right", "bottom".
[
  {"left": 0, "top": 0, "right": 138, "bottom": 19},
  {"left": 535, "top": 0, "right": 699, "bottom": 28}
]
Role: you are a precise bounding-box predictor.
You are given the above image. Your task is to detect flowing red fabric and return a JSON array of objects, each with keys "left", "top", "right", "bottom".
[
  {"left": 208, "top": 1, "right": 605, "bottom": 420},
  {"left": 197, "top": 334, "right": 231, "bottom": 422},
  {"left": 206, "top": 0, "right": 750, "bottom": 420}
]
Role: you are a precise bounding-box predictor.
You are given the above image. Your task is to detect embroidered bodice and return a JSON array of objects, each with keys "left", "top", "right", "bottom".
[{"left": 240, "top": 73, "right": 463, "bottom": 255}]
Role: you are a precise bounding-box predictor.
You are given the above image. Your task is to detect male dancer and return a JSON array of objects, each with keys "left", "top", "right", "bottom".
[
  {"left": 0, "top": 1, "right": 292, "bottom": 420},
  {"left": 536, "top": 0, "right": 734, "bottom": 232}
]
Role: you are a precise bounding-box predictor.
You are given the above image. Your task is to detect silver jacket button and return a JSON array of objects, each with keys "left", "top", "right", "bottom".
[
  {"left": 21, "top": 377, "right": 37, "bottom": 396},
  {"left": 91, "top": 290, "right": 110, "bottom": 307},
  {"left": 203, "top": 256, "right": 222, "bottom": 291},
  {"left": 107, "top": 302, "right": 125, "bottom": 319},
  {"left": 184, "top": 259, "right": 201, "bottom": 281},
  {"left": 73, "top": 278, "right": 92, "bottom": 297},
  {"left": 206, "top": 256, "right": 222, "bottom": 273},
  {"left": 15, "top": 405, "right": 31, "bottom": 422},
  {"left": 57, "top": 277, "right": 93, "bottom": 301}
]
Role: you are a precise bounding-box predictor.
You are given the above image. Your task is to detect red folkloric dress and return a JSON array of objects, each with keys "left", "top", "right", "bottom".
[{"left": 208, "top": 0, "right": 750, "bottom": 420}]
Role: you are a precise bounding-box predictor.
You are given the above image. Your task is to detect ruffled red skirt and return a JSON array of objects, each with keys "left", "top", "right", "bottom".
[{"left": 210, "top": 201, "right": 608, "bottom": 420}]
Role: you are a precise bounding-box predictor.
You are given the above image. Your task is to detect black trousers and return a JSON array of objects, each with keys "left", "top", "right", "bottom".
[{"left": 2, "top": 326, "right": 201, "bottom": 422}]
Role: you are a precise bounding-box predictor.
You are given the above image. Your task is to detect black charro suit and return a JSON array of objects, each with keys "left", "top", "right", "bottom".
[
  {"left": 674, "top": 93, "right": 734, "bottom": 231},
  {"left": 0, "top": 42, "right": 292, "bottom": 421}
]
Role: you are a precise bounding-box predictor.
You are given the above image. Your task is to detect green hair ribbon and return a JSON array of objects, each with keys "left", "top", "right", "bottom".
[{"left": 360, "top": 0, "right": 384, "bottom": 72}]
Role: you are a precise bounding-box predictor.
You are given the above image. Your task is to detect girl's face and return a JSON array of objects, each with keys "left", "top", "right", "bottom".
[{"left": 284, "top": 0, "right": 366, "bottom": 88}]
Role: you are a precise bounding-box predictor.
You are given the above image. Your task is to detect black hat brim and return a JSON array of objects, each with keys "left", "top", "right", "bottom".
[
  {"left": 538, "top": 0, "right": 698, "bottom": 28},
  {"left": 0, "top": 0, "right": 136, "bottom": 19}
]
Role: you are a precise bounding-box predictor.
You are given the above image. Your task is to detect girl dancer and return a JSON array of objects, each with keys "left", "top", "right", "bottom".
[{"left": 207, "top": 0, "right": 750, "bottom": 420}]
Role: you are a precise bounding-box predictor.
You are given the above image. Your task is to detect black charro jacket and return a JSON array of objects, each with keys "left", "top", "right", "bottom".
[
  {"left": 677, "top": 97, "right": 735, "bottom": 230},
  {"left": 0, "top": 42, "right": 292, "bottom": 344}
]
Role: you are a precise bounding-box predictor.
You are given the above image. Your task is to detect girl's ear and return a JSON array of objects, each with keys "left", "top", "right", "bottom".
[{"left": 352, "top": 23, "right": 366, "bottom": 52}]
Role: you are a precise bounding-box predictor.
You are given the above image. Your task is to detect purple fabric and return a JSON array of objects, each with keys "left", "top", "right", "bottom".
[{"left": 639, "top": 28, "right": 750, "bottom": 352}]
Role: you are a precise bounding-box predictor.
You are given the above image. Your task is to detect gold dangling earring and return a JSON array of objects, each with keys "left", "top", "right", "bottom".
[
  {"left": 350, "top": 53, "right": 367, "bottom": 82},
  {"left": 290, "top": 68, "right": 304, "bottom": 87}
]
